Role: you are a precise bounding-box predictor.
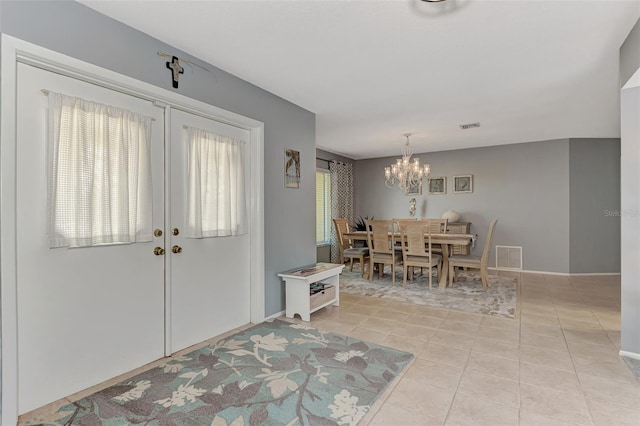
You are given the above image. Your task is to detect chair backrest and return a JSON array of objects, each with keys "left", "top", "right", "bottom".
[
  {"left": 393, "top": 218, "right": 417, "bottom": 234},
  {"left": 399, "top": 222, "right": 432, "bottom": 258},
  {"left": 366, "top": 219, "right": 395, "bottom": 255},
  {"left": 332, "top": 218, "right": 352, "bottom": 250},
  {"left": 424, "top": 218, "right": 448, "bottom": 234},
  {"left": 480, "top": 219, "right": 499, "bottom": 268}
]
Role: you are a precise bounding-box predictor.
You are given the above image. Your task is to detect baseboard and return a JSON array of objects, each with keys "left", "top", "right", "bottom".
[
  {"left": 489, "top": 267, "right": 523, "bottom": 272},
  {"left": 489, "top": 267, "right": 621, "bottom": 277},
  {"left": 264, "top": 310, "right": 285, "bottom": 321},
  {"left": 490, "top": 267, "right": 565, "bottom": 275},
  {"left": 620, "top": 350, "right": 640, "bottom": 361},
  {"left": 569, "top": 272, "right": 621, "bottom": 276}
]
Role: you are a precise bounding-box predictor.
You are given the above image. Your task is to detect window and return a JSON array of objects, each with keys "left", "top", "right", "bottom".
[
  {"left": 316, "top": 169, "right": 331, "bottom": 245},
  {"left": 47, "top": 92, "right": 153, "bottom": 248},
  {"left": 185, "top": 126, "right": 247, "bottom": 238}
]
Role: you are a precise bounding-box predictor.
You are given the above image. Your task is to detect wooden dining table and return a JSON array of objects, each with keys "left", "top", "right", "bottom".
[{"left": 343, "top": 231, "right": 475, "bottom": 289}]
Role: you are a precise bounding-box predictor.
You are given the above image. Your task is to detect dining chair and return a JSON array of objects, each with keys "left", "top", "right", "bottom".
[
  {"left": 396, "top": 218, "right": 444, "bottom": 276},
  {"left": 393, "top": 218, "right": 417, "bottom": 250},
  {"left": 425, "top": 218, "right": 448, "bottom": 234},
  {"left": 333, "top": 218, "right": 369, "bottom": 278},
  {"left": 423, "top": 218, "right": 448, "bottom": 254},
  {"left": 448, "top": 219, "right": 498, "bottom": 291},
  {"left": 393, "top": 218, "right": 418, "bottom": 240},
  {"left": 365, "top": 219, "right": 402, "bottom": 285},
  {"left": 399, "top": 222, "right": 442, "bottom": 289}
]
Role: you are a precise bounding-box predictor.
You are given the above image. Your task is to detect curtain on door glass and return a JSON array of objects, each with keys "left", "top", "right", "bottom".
[
  {"left": 185, "top": 127, "right": 247, "bottom": 238},
  {"left": 47, "top": 92, "right": 153, "bottom": 248}
]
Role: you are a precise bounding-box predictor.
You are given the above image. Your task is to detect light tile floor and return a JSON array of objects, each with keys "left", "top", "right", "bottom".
[
  {"left": 19, "top": 271, "right": 640, "bottom": 426},
  {"left": 305, "top": 271, "right": 640, "bottom": 426}
]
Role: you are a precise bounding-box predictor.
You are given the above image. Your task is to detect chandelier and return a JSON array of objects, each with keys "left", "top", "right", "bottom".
[{"left": 384, "top": 133, "right": 431, "bottom": 189}]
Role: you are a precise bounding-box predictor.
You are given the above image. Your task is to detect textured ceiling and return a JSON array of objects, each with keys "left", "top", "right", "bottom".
[{"left": 80, "top": 0, "right": 640, "bottom": 159}]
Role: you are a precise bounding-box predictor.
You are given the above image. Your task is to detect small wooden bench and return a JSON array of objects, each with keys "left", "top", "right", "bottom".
[{"left": 278, "top": 262, "right": 345, "bottom": 321}]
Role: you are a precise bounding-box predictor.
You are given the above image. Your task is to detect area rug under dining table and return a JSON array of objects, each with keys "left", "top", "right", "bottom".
[
  {"left": 340, "top": 267, "right": 517, "bottom": 319},
  {"left": 48, "top": 319, "right": 413, "bottom": 425}
]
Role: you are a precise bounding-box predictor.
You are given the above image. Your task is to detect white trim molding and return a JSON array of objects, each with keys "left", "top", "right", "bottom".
[
  {"left": 1, "top": 33, "right": 20, "bottom": 426},
  {"left": 490, "top": 267, "right": 621, "bottom": 277},
  {"left": 568, "top": 272, "right": 622, "bottom": 276},
  {"left": 620, "top": 350, "right": 640, "bottom": 361}
]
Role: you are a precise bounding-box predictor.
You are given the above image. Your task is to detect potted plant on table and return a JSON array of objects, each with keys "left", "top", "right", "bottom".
[{"left": 354, "top": 216, "right": 373, "bottom": 247}]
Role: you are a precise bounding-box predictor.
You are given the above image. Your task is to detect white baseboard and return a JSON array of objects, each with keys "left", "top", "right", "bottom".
[
  {"left": 569, "top": 272, "right": 621, "bottom": 276},
  {"left": 490, "top": 267, "right": 621, "bottom": 277},
  {"left": 489, "top": 267, "right": 523, "bottom": 272},
  {"left": 620, "top": 350, "right": 640, "bottom": 361},
  {"left": 265, "top": 310, "right": 285, "bottom": 321}
]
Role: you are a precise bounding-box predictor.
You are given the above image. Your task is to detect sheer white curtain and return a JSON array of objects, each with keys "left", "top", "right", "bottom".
[
  {"left": 47, "top": 92, "right": 153, "bottom": 248},
  {"left": 186, "top": 127, "right": 247, "bottom": 238}
]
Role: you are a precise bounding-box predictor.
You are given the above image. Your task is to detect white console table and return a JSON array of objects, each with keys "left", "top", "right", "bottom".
[{"left": 278, "top": 262, "right": 345, "bottom": 321}]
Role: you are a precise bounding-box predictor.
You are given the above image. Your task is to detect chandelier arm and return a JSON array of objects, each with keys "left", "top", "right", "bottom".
[{"left": 384, "top": 132, "right": 429, "bottom": 190}]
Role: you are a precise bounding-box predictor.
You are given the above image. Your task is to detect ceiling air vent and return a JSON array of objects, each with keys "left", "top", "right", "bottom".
[{"left": 459, "top": 122, "right": 481, "bottom": 130}]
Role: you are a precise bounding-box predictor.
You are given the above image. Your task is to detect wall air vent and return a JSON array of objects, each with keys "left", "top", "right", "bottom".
[
  {"left": 459, "top": 122, "right": 481, "bottom": 130},
  {"left": 496, "top": 245, "right": 523, "bottom": 270}
]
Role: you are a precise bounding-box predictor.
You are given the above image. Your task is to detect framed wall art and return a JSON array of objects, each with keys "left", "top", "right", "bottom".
[
  {"left": 453, "top": 175, "right": 473, "bottom": 193},
  {"left": 284, "top": 148, "right": 300, "bottom": 188},
  {"left": 428, "top": 177, "right": 446, "bottom": 195},
  {"left": 405, "top": 180, "right": 422, "bottom": 196}
]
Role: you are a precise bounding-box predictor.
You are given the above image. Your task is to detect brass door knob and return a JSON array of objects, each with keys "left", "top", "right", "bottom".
[
  {"left": 154, "top": 229, "right": 163, "bottom": 237},
  {"left": 172, "top": 228, "right": 180, "bottom": 236},
  {"left": 153, "top": 247, "right": 165, "bottom": 256},
  {"left": 172, "top": 245, "right": 183, "bottom": 254}
]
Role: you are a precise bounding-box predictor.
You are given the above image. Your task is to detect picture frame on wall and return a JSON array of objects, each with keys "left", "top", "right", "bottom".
[
  {"left": 428, "top": 177, "right": 446, "bottom": 195},
  {"left": 284, "top": 148, "right": 300, "bottom": 188},
  {"left": 405, "top": 180, "right": 422, "bottom": 196},
  {"left": 453, "top": 175, "right": 473, "bottom": 193}
]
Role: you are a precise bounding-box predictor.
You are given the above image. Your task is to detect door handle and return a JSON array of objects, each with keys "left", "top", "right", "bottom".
[
  {"left": 153, "top": 247, "right": 165, "bottom": 256},
  {"left": 172, "top": 245, "right": 183, "bottom": 254}
]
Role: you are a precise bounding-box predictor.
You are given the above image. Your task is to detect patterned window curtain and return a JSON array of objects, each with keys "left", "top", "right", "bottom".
[{"left": 329, "top": 161, "right": 354, "bottom": 263}]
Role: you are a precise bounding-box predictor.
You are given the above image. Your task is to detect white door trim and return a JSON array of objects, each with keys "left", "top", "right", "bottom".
[{"left": 0, "top": 34, "right": 265, "bottom": 425}]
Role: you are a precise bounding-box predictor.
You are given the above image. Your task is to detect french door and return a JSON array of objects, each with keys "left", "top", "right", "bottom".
[
  {"left": 168, "top": 109, "right": 251, "bottom": 353},
  {"left": 15, "top": 63, "right": 252, "bottom": 414},
  {"left": 16, "top": 63, "right": 166, "bottom": 413}
]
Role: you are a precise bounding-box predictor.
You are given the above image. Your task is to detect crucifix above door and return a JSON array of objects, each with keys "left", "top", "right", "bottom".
[{"left": 166, "top": 55, "right": 184, "bottom": 88}]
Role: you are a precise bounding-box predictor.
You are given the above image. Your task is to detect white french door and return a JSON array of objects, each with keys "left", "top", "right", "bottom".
[
  {"left": 3, "top": 37, "right": 264, "bottom": 424},
  {"left": 16, "top": 63, "right": 166, "bottom": 413},
  {"left": 168, "top": 110, "right": 251, "bottom": 353},
  {"left": 14, "top": 64, "right": 254, "bottom": 415}
]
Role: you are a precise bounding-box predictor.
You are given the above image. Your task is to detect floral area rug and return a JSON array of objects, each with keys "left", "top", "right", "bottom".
[
  {"left": 341, "top": 267, "right": 517, "bottom": 318},
  {"left": 50, "top": 319, "right": 413, "bottom": 425}
]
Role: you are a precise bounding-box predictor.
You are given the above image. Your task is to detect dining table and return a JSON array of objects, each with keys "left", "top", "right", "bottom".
[{"left": 343, "top": 231, "right": 475, "bottom": 289}]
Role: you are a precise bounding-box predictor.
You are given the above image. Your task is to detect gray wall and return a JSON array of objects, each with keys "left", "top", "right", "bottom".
[
  {"left": 569, "top": 139, "right": 621, "bottom": 273},
  {"left": 356, "top": 139, "right": 574, "bottom": 273},
  {"left": 620, "top": 19, "right": 640, "bottom": 89},
  {"left": 315, "top": 149, "right": 355, "bottom": 263},
  {"left": 0, "top": 0, "right": 317, "bottom": 317},
  {"left": 620, "top": 18, "right": 640, "bottom": 356}
]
